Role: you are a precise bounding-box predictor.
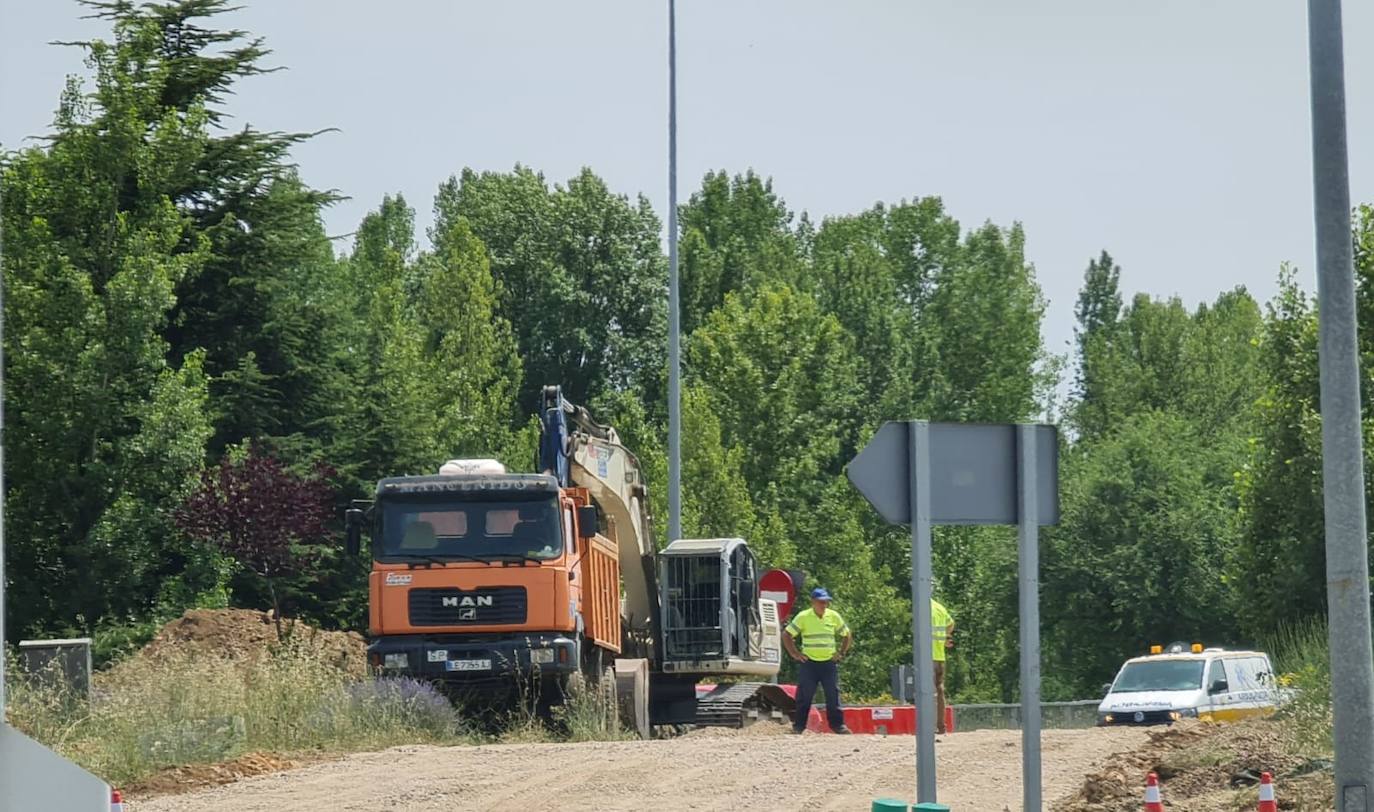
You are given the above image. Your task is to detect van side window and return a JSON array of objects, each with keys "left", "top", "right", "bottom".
[{"left": 1206, "top": 659, "right": 1228, "bottom": 690}]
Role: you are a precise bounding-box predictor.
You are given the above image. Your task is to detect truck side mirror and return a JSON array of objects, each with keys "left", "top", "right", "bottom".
[
  {"left": 1101, "top": 682, "right": 1113, "bottom": 696},
  {"left": 345, "top": 508, "right": 365, "bottom": 556},
  {"left": 1209, "top": 678, "right": 1229, "bottom": 695},
  {"left": 577, "top": 505, "right": 599, "bottom": 538}
]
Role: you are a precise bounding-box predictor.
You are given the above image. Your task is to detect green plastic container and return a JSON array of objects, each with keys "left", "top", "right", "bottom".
[{"left": 871, "top": 800, "right": 908, "bottom": 812}]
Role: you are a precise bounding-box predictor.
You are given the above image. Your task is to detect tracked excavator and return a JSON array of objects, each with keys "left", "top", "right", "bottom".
[{"left": 347, "top": 385, "right": 792, "bottom": 732}]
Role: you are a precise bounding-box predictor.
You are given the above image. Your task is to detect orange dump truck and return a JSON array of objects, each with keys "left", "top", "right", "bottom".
[{"left": 346, "top": 386, "right": 786, "bottom": 730}]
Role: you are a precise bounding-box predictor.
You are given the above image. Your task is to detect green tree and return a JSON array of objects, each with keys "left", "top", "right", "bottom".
[
  {"left": 2, "top": 131, "right": 214, "bottom": 636},
  {"left": 1233, "top": 272, "right": 1325, "bottom": 635},
  {"left": 679, "top": 170, "right": 801, "bottom": 333},
  {"left": 809, "top": 198, "right": 963, "bottom": 425},
  {"left": 433, "top": 166, "right": 666, "bottom": 409},
  {"left": 51, "top": 1, "right": 348, "bottom": 458},
  {"left": 334, "top": 196, "right": 523, "bottom": 488},
  {"left": 688, "top": 283, "right": 862, "bottom": 502},
  {"left": 1043, "top": 412, "right": 1242, "bottom": 693},
  {"left": 1072, "top": 251, "right": 1124, "bottom": 439},
  {"left": 416, "top": 217, "right": 523, "bottom": 458}
]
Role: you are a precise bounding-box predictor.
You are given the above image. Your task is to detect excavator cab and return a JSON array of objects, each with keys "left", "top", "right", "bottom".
[{"left": 659, "top": 538, "right": 781, "bottom": 676}]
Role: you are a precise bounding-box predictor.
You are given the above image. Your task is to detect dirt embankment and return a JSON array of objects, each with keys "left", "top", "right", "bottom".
[
  {"left": 1054, "top": 719, "right": 1333, "bottom": 811},
  {"left": 132, "top": 726, "right": 1147, "bottom": 812},
  {"left": 131, "top": 608, "right": 367, "bottom": 677}
]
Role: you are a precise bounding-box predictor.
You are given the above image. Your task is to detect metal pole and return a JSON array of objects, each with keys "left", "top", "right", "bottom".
[
  {"left": 666, "top": 0, "right": 682, "bottom": 545},
  {"left": 1017, "top": 425, "right": 1042, "bottom": 811},
  {"left": 909, "top": 421, "right": 937, "bottom": 803},
  {"left": 1307, "top": 0, "right": 1374, "bottom": 807}
]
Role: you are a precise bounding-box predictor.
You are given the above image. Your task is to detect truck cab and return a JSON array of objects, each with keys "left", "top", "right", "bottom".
[
  {"left": 351, "top": 459, "right": 622, "bottom": 698},
  {"left": 1096, "top": 643, "right": 1281, "bottom": 726}
]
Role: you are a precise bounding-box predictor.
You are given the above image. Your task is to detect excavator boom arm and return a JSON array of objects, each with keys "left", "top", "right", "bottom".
[{"left": 539, "top": 386, "right": 660, "bottom": 640}]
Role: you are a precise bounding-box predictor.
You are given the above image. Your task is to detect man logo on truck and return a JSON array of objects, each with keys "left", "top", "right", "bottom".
[{"left": 442, "top": 595, "right": 493, "bottom": 608}]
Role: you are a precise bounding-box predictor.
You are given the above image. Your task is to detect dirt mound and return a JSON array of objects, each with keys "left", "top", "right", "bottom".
[
  {"left": 1054, "top": 719, "right": 1331, "bottom": 811},
  {"left": 126, "top": 752, "right": 323, "bottom": 798},
  {"left": 138, "top": 609, "right": 367, "bottom": 677}
]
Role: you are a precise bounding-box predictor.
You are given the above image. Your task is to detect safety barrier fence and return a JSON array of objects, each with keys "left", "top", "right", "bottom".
[{"left": 947, "top": 699, "right": 1100, "bottom": 731}]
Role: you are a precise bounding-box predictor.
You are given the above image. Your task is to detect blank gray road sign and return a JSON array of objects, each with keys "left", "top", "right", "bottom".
[{"left": 847, "top": 421, "right": 1059, "bottom": 525}]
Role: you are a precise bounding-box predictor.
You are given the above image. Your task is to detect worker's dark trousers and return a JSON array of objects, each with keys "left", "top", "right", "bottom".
[{"left": 794, "top": 659, "right": 844, "bottom": 731}]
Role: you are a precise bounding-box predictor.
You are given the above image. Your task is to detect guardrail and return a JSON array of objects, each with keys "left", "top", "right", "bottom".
[{"left": 950, "top": 700, "right": 1100, "bottom": 731}]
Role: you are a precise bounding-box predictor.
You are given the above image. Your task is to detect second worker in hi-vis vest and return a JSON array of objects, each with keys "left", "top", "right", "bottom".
[
  {"left": 932, "top": 597, "right": 954, "bottom": 735},
  {"left": 783, "top": 587, "right": 854, "bottom": 734}
]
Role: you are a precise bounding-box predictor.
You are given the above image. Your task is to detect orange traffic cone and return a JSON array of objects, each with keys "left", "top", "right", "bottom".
[
  {"left": 1257, "top": 772, "right": 1277, "bottom": 812},
  {"left": 111, "top": 789, "right": 125, "bottom": 812},
  {"left": 1144, "top": 772, "right": 1163, "bottom": 812}
]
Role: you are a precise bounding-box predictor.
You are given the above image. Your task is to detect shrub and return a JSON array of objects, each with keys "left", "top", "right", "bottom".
[
  {"left": 1266, "top": 616, "right": 1332, "bottom": 754},
  {"left": 4, "top": 639, "right": 471, "bottom": 787}
]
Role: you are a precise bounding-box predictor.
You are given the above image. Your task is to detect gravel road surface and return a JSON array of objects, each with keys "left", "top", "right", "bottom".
[{"left": 133, "top": 726, "right": 1148, "bottom": 811}]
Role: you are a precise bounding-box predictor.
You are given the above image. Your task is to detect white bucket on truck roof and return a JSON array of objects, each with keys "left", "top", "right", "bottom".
[{"left": 438, "top": 459, "right": 507, "bottom": 476}]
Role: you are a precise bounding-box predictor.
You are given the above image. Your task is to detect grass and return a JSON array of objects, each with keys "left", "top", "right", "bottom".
[
  {"left": 4, "top": 640, "right": 631, "bottom": 789},
  {"left": 492, "top": 670, "right": 630, "bottom": 744},
  {"left": 5, "top": 639, "right": 473, "bottom": 787},
  {"left": 1264, "top": 616, "right": 1332, "bottom": 755}
]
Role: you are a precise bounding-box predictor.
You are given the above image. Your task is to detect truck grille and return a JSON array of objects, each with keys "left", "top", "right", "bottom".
[{"left": 408, "top": 587, "right": 527, "bottom": 627}]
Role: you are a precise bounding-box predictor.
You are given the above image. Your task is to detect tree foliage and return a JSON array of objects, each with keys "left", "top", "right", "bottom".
[
  {"left": 8, "top": 0, "right": 1372, "bottom": 704},
  {"left": 176, "top": 447, "right": 335, "bottom": 629}
]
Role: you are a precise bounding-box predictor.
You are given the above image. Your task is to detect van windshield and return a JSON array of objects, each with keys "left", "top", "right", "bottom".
[{"left": 1111, "top": 660, "right": 1205, "bottom": 693}]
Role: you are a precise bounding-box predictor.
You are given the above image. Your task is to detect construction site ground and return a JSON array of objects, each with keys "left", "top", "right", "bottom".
[
  {"left": 131, "top": 725, "right": 1146, "bottom": 811},
  {"left": 106, "top": 611, "right": 1334, "bottom": 810}
]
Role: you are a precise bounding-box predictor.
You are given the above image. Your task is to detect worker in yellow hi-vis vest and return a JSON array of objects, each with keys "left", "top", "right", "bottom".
[
  {"left": 932, "top": 598, "right": 954, "bottom": 735},
  {"left": 783, "top": 587, "right": 853, "bottom": 734}
]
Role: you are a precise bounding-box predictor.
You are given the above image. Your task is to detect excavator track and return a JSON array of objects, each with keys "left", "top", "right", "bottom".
[{"left": 692, "top": 682, "right": 794, "bottom": 728}]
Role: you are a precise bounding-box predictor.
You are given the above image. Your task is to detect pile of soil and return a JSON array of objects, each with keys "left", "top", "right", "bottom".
[
  {"left": 137, "top": 609, "right": 367, "bottom": 678},
  {"left": 126, "top": 752, "right": 318, "bottom": 798},
  {"left": 1054, "top": 718, "right": 1333, "bottom": 811}
]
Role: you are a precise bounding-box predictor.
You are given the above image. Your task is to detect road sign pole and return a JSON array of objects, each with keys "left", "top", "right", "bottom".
[
  {"left": 1307, "top": 0, "right": 1374, "bottom": 807},
  {"left": 909, "top": 420, "right": 937, "bottom": 803},
  {"left": 1017, "top": 424, "right": 1042, "bottom": 811}
]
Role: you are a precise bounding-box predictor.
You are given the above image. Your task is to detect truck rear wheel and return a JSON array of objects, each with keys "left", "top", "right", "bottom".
[{"left": 599, "top": 665, "right": 618, "bottom": 733}]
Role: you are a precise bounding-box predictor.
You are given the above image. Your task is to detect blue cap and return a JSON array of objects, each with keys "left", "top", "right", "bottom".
[{"left": 811, "top": 587, "right": 832, "bottom": 601}]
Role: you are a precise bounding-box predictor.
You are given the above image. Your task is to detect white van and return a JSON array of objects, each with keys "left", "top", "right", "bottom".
[{"left": 1096, "top": 644, "right": 1279, "bottom": 726}]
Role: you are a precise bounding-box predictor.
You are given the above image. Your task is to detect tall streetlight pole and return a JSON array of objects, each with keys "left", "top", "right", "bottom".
[
  {"left": 1307, "top": 0, "right": 1374, "bottom": 807},
  {"left": 667, "top": 0, "right": 682, "bottom": 544}
]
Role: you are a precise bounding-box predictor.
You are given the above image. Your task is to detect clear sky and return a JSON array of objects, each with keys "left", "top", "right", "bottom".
[{"left": 3, "top": 1, "right": 1371, "bottom": 364}]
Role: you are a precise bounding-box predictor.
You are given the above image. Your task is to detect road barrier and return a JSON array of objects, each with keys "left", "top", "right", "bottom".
[{"left": 769, "top": 682, "right": 1099, "bottom": 733}]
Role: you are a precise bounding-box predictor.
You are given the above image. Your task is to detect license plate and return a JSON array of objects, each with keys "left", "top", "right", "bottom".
[
  {"left": 427, "top": 650, "right": 448, "bottom": 663},
  {"left": 446, "top": 658, "right": 492, "bottom": 672}
]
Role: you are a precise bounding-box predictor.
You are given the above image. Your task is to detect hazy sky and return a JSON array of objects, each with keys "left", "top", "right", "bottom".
[{"left": 3, "top": 1, "right": 1372, "bottom": 364}]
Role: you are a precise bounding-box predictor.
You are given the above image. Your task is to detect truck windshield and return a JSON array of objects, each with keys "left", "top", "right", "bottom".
[
  {"left": 377, "top": 497, "right": 563, "bottom": 562},
  {"left": 1111, "top": 660, "right": 1205, "bottom": 693}
]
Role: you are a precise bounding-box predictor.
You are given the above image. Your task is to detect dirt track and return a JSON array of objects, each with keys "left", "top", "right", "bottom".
[{"left": 132, "top": 726, "right": 1147, "bottom": 812}]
